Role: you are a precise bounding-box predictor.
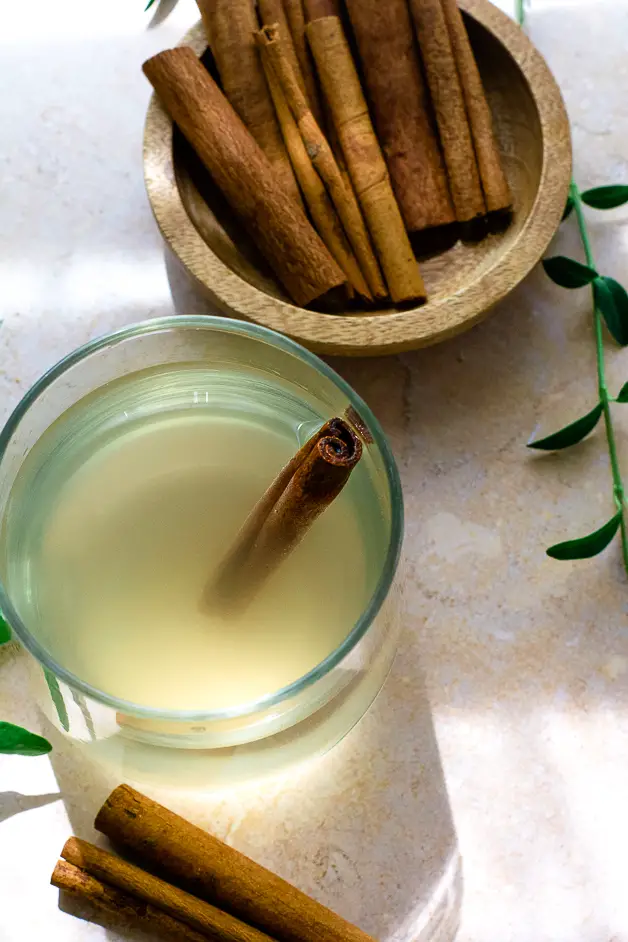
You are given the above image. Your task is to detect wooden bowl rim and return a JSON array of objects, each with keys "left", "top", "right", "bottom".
[{"left": 143, "top": 0, "right": 571, "bottom": 356}]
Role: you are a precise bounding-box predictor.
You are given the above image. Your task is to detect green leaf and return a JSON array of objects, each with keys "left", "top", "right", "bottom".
[
  {"left": 44, "top": 668, "right": 70, "bottom": 732},
  {"left": 581, "top": 185, "right": 628, "bottom": 210},
  {"left": 562, "top": 196, "right": 574, "bottom": 221},
  {"left": 0, "top": 615, "right": 11, "bottom": 645},
  {"left": 594, "top": 276, "right": 628, "bottom": 346},
  {"left": 0, "top": 721, "right": 52, "bottom": 756},
  {"left": 145, "top": 0, "right": 157, "bottom": 9},
  {"left": 527, "top": 402, "right": 603, "bottom": 451},
  {"left": 547, "top": 511, "right": 622, "bottom": 560},
  {"left": 616, "top": 382, "right": 628, "bottom": 403},
  {"left": 542, "top": 256, "right": 598, "bottom": 288}
]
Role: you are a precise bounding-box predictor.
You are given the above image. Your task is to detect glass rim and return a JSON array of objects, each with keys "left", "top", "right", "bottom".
[{"left": 0, "top": 315, "right": 404, "bottom": 722}]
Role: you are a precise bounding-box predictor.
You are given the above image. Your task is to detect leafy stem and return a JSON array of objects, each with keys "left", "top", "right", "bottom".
[
  {"left": 570, "top": 183, "right": 628, "bottom": 566},
  {"left": 569, "top": 180, "right": 628, "bottom": 573},
  {"left": 519, "top": 0, "right": 628, "bottom": 571}
]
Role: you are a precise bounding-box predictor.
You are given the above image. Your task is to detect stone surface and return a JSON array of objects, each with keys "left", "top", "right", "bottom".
[{"left": 2, "top": 0, "right": 628, "bottom": 940}]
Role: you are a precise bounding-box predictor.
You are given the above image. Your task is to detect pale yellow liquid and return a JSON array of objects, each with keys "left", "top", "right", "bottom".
[{"left": 4, "top": 369, "right": 372, "bottom": 713}]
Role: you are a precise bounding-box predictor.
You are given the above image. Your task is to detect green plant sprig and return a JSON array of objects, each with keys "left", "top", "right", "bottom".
[
  {"left": 518, "top": 2, "right": 628, "bottom": 571},
  {"left": 0, "top": 617, "right": 53, "bottom": 755},
  {"left": 0, "top": 721, "right": 51, "bottom": 756},
  {"left": 531, "top": 185, "right": 628, "bottom": 567}
]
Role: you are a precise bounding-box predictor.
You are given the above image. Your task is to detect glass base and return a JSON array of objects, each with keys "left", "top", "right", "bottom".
[{"left": 66, "top": 647, "right": 394, "bottom": 789}]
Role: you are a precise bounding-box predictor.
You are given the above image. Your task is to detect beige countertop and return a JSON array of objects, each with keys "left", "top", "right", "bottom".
[{"left": 2, "top": 0, "right": 628, "bottom": 939}]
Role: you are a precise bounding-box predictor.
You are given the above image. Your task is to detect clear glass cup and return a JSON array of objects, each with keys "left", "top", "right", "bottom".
[{"left": 0, "top": 317, "right": 404, "bottom": 786}]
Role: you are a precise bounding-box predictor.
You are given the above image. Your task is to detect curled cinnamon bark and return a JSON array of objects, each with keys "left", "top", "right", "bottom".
[
  {"left": 96, "top": 785, "right": 378, "bottom": 942},
  {"left": 195, "top": 0, "right": 301, "bottom": 207},
  {"left": 306, "top": 15, "right": 427, "bottom": 302},
  {"left": 282, "top": 0, "right": 324, "bottom": 126},
  {"left": 257, "top": 31, "right": 371, "bottom": 299},
  {"left": 51, "top": 860, "right": 208, "bottom": 942},
  {"left": 408, "top": 0, "right": 486, "bottom": 225},
  {"left": 344, "top": 0, "right": 455, "bottom": 234},
  {"left": 440, "top": 0, "right": 512, "bottom": 217},
  {"left": 60, "top": 838, "right": 277, "bottom": 942},
  {"left": 209, "top": 417, "right": 362, "bottom": 610},
  {"left": 143, "top": 47, "right": 345, "bottom": 306},
  {"left": 259, "top": 24, "right": 386, "bottom": 300}
]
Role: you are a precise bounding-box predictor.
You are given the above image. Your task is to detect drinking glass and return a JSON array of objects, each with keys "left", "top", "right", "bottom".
[{"left": 0, "top": 317, "right": 404, "bottom": 785}]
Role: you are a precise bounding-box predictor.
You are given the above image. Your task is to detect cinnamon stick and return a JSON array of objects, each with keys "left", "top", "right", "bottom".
[
  {"left": 304, "top": 0, "right": 341, "bottom": 18},
  {"left": 196, "top": 0, "right": 301, "bottom": 208},
  {"left": 440, "top": 0, "right": 511, "bottom": 216},
  {"left": 61, "top": 837, "right": 278, "bottom": 942},
  {"left": 196, "top": 0, "right": 215, "bottom": 44},
  {"left": 259, "top": 24, "right": 387, "bottom": 300},
  {"left": 209, "top": 416, "right": 362, "bottom": 608},
  {"left": 257, "top": 37, "right": 371, "bottom": 299},
  {"left": 344, "top": 0, "right": 455, "bottom": 233},
  {"left": 143, "top": 47, "right": 345, "bottom": 306},
  {"left": 282, "top": 0, "right": 323, "bottom": 127},
  {"left": 51, "top": 860, "right": 209, "bottom": 942},
  {"left": 96, "top": 785, "right": 377, "bottom": 942},
  {"left": 408, "top": 0, "right": 486, "bottom": 224},
  {"left": 302, "top": 2, "right": 362, "bottom": 175},
  {"left": 258, "top": 1, "right": 308, "bottom": 104},
  {"left": 306, "top": 16, "right": 426, "bottom": 303}
]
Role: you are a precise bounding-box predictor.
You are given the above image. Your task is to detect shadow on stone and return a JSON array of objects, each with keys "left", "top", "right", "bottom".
[{"left": 0, "top": 789, "right": 61, "bottom": 825}]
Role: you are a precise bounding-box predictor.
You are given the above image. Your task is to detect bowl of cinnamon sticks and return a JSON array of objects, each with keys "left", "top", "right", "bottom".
[{"left": 143, "top": 0, "right": 571, "bottom": 356}]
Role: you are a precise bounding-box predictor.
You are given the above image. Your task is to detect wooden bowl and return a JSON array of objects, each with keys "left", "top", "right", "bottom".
[{"left": 143, "top": 0, "right": 571, "bottom": 356}]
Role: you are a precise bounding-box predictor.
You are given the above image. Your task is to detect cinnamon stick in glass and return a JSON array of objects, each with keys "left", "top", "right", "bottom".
[
  {"left": 258, "top": 42, "right": 371, "bottom": 299},
  {"left": 408, "top": 0, "right": 486, "bottom": 225},
  {"left": 259, "top": 25, "right": 386, "bottom": 300},
  {"left": 196, "top": 0, "right": 301, "bottom": 208},
  {"left": 96, "top": 785, "right": 378, "bottom": 942},
  {"left": 51, "top": 860, "right": 209, "bottom": 942},
  {"left": 440, "top": 0, "right": 512, "bottom": 216},
  {"left": 143, "top": 47, "right": 345, "bottom": 306},
  {"left": 60, "top": 838, "right": 278, "bottom": 942},
  {"left": 282, "top": 0, "right": 324, "bottom": 127},
  {"left": 344, "top": 0, "right": 455, "bottom": 234},
  {"left": 306, "top": 16, "right": 426, "bottom": 303},
  {"left": 209, "top": 416, "right": 362, "bottom": 609}
]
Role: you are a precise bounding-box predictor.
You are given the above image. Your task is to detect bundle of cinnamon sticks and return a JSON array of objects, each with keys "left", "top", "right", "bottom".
[
  {"left": 52, "top": 784, "right": 376, "bottom": 942},
  {"left": 143, "top": 0, "right": 511, "bottom": 311}
]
